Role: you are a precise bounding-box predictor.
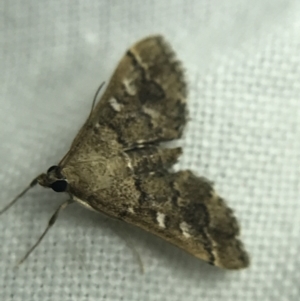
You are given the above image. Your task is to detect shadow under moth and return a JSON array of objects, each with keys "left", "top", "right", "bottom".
[{"left": 2, "top": 35, "right": 249, "bottom": 270}]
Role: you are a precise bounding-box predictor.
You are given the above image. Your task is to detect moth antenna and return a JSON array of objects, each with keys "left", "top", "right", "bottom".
[
  {"left": 0, "top": 177, "right": 40, "bottom": 216},
  {"left": 16, "top": 199, "right": 73, "bottom": 266},
  {"left": 90, "top": 81, "right": 105, "bottom": 115},
  {"left": 58, "top": 82, "right": 105, "bottom": 168}
]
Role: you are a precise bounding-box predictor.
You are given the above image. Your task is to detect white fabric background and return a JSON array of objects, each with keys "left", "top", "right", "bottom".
[{"left": 1, "top": 1, "right": 299, "bottom": 300}]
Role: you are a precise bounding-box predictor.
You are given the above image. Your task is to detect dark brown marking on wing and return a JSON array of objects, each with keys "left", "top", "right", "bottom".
[{"left": 182, "top": 200, "right": 215, "bottom": 265}]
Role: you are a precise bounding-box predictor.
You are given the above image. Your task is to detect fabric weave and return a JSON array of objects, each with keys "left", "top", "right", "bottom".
[{"left": 1, "top": 1, "right": 299, "bottom": 300}]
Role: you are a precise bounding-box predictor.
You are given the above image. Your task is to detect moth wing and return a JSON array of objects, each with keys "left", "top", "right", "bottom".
[
  {"left": 85, "top": 167, "right": 249, "bottom": 270},
  {"left": 59, "top": 36, "right": 249, "bottom": 269},
  {"left": 90, "top": 35, "right": 187, "bottom": 149},
  {"left": 131, "top": 170, "right": 249, "bottom": 269},
  {"left": 61, "top": 36, "right": 187, "bottom": 166}
]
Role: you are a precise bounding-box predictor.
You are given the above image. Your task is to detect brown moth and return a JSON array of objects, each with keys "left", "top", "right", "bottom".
[{"left": 2, "top": 36, "right": 249, "bottom": 269}]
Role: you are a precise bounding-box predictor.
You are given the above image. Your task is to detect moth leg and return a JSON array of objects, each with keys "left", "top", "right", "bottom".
[
  {"left": 107, "top": 220, "right": 145, "bottom": 274},
  {"left": 17, "top": 199, "right": 74, "bottom": 265}
]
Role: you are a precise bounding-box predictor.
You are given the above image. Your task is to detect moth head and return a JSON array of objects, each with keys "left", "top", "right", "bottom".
[{"left": 37, "top": 165, "right": 68, "bottom": 193}]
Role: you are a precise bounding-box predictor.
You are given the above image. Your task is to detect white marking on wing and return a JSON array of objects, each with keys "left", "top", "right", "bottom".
[
  {"left": 136, "top": 140, "right": 146, "bottom": 145},
  {"left": 109, "top": 98, "right": 123, "bottom": 112},
  {"left": 128, "top": 207, "right": 135, "bottom": 214},
  {"left": 122, "top": 153, "right": 133, "bottom": 170},
  {"left": 123, "top": 78, "right": 136, "bottom": 95},
  {"left": 127, "top": 160, "right": 133, "bottom": 170},
  {"left": 143, "top": 106, "right": 159, "bottom": 119},
  {"left": 179, "top": 222, "right": 191, "bottom": 238},
  {"left": 156, "top": 212, "right": 166, "bottom": 228}
]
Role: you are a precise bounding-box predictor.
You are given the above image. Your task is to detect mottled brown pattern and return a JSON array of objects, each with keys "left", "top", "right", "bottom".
[{"left": 38, "top": 36, "right": 249, "bottom": 269}]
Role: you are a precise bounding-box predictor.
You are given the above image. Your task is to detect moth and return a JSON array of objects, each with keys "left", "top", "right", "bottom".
[{"left": 2, "top": 36, "right": 249, "bottom": 269}]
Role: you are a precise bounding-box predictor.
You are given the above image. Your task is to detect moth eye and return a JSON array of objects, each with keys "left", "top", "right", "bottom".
[
  {"left": 50, "top": 180, "right": 68, "bottom": 192},
  {"left": 47, "top": 165, "right": 58, "bottom": 173}
]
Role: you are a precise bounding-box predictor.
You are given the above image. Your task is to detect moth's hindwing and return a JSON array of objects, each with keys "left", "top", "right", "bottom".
[{"left": 61, "top": 36, "right": 249, "bottom": 269}]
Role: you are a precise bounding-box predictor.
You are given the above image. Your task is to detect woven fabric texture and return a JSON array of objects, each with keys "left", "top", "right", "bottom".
[{"left": 1, "top": 1, "right": 299, "bottom": 300}]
